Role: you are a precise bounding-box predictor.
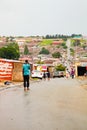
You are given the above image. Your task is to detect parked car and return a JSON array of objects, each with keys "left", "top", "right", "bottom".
[
  {"left": 31, "top": 70, "right": 43, "bottom": 79},
  {"left": 53, "top": 71, "right": 65, "bottom": 78}
]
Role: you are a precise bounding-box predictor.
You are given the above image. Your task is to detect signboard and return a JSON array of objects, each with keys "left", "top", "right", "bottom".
[
  {"left": 42, "top": 65, "right": 47, "bottom": 71},
  {"left": 37, "top": 65, "right": 47, "bottom": 71},
  {"left": 0, "top": 61, "right": 13, "bottom": 80}
]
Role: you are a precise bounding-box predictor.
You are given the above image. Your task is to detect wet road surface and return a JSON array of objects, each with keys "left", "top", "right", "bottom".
[{"left": 0, "top": 78, "right": 87, "bottom": 130}]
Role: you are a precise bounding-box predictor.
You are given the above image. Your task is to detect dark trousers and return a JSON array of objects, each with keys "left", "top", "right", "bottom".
[
  {"left": 71, "top": 74, "right": 74, "bottom": 79},
  {"left": 23, "top": 75, "right": 29, "bottom": 88}
]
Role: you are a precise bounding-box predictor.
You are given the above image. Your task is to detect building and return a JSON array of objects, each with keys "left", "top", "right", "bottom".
[
  {"left": 0, "top": 59, "right": 23, "bottom": 82},
  {"left": 75, "top": 59, "right": 87, "bottom": 76}
]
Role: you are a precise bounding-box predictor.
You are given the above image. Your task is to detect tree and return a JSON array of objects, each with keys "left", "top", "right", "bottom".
[
  {"left": 72, "top": 39, "right": 81, "bottom": 46},
  {"left": 82, "top": 44, "right": 86, "bottom": 50},
  {"left": 39, "top": 47, "right": 50, "bottom": 55},
  {"left": 24, "top": 45, "right": 29, "bottom": 55},
  {"left": 37, "top": 60, "right": 44, "bottom": 64},
  {"left": 61, "top": 42, "right": 67, "bottom": 49},
  {"left": 52, "top": 52, "right": 61, "bottom": 58},
  {"left": 8, "top": 42, "right": 19, "bottom": 51},
  {"left": 70, "top": 48, "right": 74, "bottom": 56},
  {"left": 0, "top": 42, "right": 20, "bottom": 60},
  {"left": 55, "top": 64, "right": 66, "bottom": 71}
]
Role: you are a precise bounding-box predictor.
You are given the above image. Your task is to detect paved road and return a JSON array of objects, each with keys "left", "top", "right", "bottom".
[
  {"left": 0, "top": 78, "right": 87, "bottom": 130},
  {"left": 66, "top": 39, "right": 71, "bottom": 61}
]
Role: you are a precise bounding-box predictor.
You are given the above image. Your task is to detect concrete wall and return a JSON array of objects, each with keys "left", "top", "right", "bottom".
[{"left": 74, "top": 62, "right": 81, "bottom": 77}]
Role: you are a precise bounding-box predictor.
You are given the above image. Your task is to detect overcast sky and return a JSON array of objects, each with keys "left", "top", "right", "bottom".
[{"left": 0, "top": 0, "right": 87, "bottom": 36}]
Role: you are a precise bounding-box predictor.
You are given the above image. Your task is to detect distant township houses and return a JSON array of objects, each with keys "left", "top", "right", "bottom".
[
  {"left": 52, "top": 39, "right": 64, "bottom": 45},
  {"left": 16, "top": 37, "right": 87, "bottom": 66},
  {"left": 0, "top": 36, "right": 87, "bottom": 66},
  {"left": 0, "top": 37, "right": 7, "bottom": 47}
]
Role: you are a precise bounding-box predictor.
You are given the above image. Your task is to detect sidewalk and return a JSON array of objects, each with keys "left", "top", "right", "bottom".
[
  {"left": 0, "top": 81, "right": 23, "bottom": 91},
  {"left": 0, "top": 78, "right": 41, "bottom": 91},
  {"left": 76, "top": 76, "right": 87, "bottom": 89}
]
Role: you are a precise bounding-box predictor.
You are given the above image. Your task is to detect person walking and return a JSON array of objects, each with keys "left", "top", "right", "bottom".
[
  {"left": 22, "top": 60, "right": 31, "bottom": 91},
  {"left": 70, "top": 68, "right": 75, "bottom": 79},
  {"left": 66, "top": 68, "right": 70, "bottom": 78},
  {"left": 47, "top": 67, "right": 50, "bottom": 81},
  {"left": 43, "top": 71, "right": 46, "bottom": 81}
]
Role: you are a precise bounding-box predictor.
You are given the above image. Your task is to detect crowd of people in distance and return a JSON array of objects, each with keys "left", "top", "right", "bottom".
[{"left": 43, "top": 67, "right": 75, "bottom": 80}]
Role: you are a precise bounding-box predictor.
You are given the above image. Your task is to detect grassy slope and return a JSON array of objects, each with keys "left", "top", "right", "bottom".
[{"left": 39, "top": 39, "right": 53, "bottom": 46}]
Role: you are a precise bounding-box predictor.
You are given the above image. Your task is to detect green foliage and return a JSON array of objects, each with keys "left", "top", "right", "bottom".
[
  {"left": 55, "top": 64, "right": 66, "bottom": 71},
  {"left": 63, "top": 45, "right": 67, "bottom": 49},
  {"left": 83, "top": 54, "right": 87, "bottom": 57},
  {"left": 0, "top": 42, "right": 20, "bottom": 60},
  {"left": 82, "top": 44, "right": 87, "bottom": 50},
  {"left": 56, "top": 45, "right": 60, "bottom": 48},
  {"left": 8, "top": 42, "right": 19, "bottom": 51},
  {"left": 61, "top": 42, "right": 66, "bottom": 46},
  {"left": 70, "top": 48, "right": 74, "bottom": 56},
  {"left": 70, "top": 48, "right": 74, "bottom": 52},
  {"left": 60, "top": 42, "right": 67, "bottom": 49},
  {"left": 37, "top": 60, "right": 44, "bottom": 64},
  {"left": 39, "top": 47, "right": 50, "bottom": 55},
  {"left": 71, "top": 34, "right": 82, "bottom": 38},
  {"left": 24, "top": 45, "right": 29, "bottom": 55},
  {"left": 52, "top": 52, "right": 61, "bottom": 58},
  {"left": 71, "top": 39, "right": 81, "bottom": 46},
  {"left": 45, "top": 34, "right": 70, "bottom": 39}
]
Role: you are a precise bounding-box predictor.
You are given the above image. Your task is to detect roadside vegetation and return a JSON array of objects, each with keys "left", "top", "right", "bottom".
[
  {"left": 55, "top": 64, "right": 66, "bottom": 71},
  {"left": 0, "top": 42, "right": 20, "bottom": 60}
]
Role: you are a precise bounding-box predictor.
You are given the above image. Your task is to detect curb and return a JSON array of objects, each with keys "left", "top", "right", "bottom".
[
  {"left": 0, "top": 79, "right": 41, "bottom": 91},
  {"left": 0, "top": 83, "right": 23, "bottom": 91}
]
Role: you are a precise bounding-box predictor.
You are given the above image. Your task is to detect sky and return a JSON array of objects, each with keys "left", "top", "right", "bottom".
[{"left": 0, "top": 0, "right": 87, "bottom": 36}]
